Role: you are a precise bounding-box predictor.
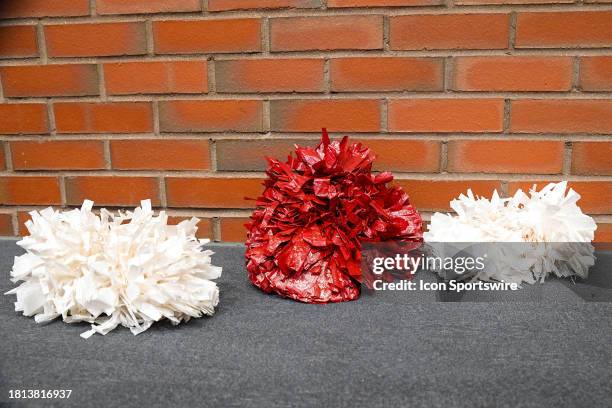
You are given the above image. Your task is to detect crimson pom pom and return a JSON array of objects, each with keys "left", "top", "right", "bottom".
[{"left": 245, "top": 130, "right": 423, "bottom": 303}]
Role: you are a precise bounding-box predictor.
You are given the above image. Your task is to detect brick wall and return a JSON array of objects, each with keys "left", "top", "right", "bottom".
[{"left": 0, "top": 0, "right": 611, "bottom": 242}]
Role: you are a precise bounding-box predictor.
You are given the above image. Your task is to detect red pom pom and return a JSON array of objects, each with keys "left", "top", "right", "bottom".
[{"left": 245, "top": 130, "right": 423, "bottom": 303}]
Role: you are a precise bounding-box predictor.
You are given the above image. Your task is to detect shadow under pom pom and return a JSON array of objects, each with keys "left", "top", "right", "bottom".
[
  {"left": 245, "top": 129, "right": 423, "bottom": 303},
  {"left": 5, "top": 199, "right": 222, "bottom": 338}
]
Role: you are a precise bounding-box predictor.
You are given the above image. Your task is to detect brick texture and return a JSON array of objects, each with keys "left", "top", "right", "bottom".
[
  {"left": 388, "top": 99, "right": 504, "bottom": 132},
  {"left": 111, "top": 139, "right": 210, "bottom": 170},
  {"left": 270, "top": 99, "right": 380, "bottom": 132},
  {"left": 0, "top": 0, "right": 89, "bottom": 19},
  {"left": 54, "top": 102, "right": 153, "bottom": 134},
  {"left": 447, "top": 140, "right": 564, "bottom": 174},
  {"left": 209, "top": 0, "right": 320, "bottom": 11},
  {"left": 216, "top": 59, "right": 324, "bottom": 93},
  {"left": 0, "top": 5, "right": 610, "bottom": 241},
  {"left": 0, "top": 65, "right": 99, "bottom": 97},
  {"left": 166, "top": 178, "right": 263, "bottom": 208},
  {"left": 0, "top": 104, "right": 48, "bottom": 135},
  {"left": 390, "top": 14, "right": 509, "bottom": 50},
  {"left": 453, "top": 57, "right": 573, "bottom": 92},
  {"left": 571, "top": 142, "right": 612, "bottom": 175},
  {"left": 331, "top": 57, "right": 443, "bottom": 92},
  {"left": 65, "top": 176, "right": 160, "bottom": 206},
  {"left": 153, "top": 19, "right": 261, "bottom": 54},
  {"left": 159, "top": 100, "right": 263, "bottom": 132},
  {"left": 96, "top": 0, "right": 201, "bottom": 15},
  {"left": 11, "top": 140, "right": 105, "bottom": 170},
  {"left": 45, "top": 22, "right": 147, "bottom": 57},
  {"left": 271, "top": 16, "right": 383, "bottom": 51},
  {"left": 580, "top": 57, "right": 612, "bottom": 91},
  {"left": 511, "top": 100, "right": 612, "bottom": 134},
  {"left": 104, "top": 61, "right": 207, "bottom": 95},
  {"left": 0, "top": 26, "right": 38, "bottom": 58},
  {"left": 515, "top": 11, "right": 612, "bottom": 49}
]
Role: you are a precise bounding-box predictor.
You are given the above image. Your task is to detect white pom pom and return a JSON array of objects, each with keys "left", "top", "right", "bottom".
[
  {"left": 5, "top": 200, "right": 222, "bottom": 338},
  {"left": 424, "top": 182, "right": 597, "bottom": 284}
]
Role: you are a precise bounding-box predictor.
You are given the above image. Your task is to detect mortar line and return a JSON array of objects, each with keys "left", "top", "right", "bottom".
[
  {"left": 210, "top": 138, "right": 218, "bottom": 172},
  {"left": 440, "top": 140, "right": 448, "bottom": 173},
  {"left": 145, "top": 20, "right": 155, "bottom": 56},
  {"left": 3, "top": 140, "right": 13, "bottom": 171},
  {"left": 36, "top": 23, "right": 47, "bottom": 64},
  {"left": 103, "top": 139, "right": 112, "bottom": 170},
  {"left": 152, "top": 99, "right": 160, "bottom": 135},
  {"left": 503, "top": 99, "right": 511, "bottom": 132},
  {"left": 383, "top": 15, "right": 390, "bottom": 52},
  {"left": 0, "top": 5, "right": 612, "bottom": 25},
  {"left": 59, "top": 176, "right": 67, "bottom": 207},
  {"left": 444, "top": 56, "right": 453, "bottom": 92},
  {"left": 509, "top": 12, "right": 517, "bottom": 50},
  {"left": 212, "top": 217, "right": 222, "bottom": 242},
  {"left": 263, "top": 100, "right": 271, "bottom": 132},
  {"left": 46, "top": 102, "right": 57, "bottom": 136},
  {"left": 97, "top": 64, "right": 107, "bottom": 100},
  {"left": 207, "top": 57, "right": 216, "bottom": 94},
  {"left": 158, "top": 176, "right": 167, "bottom": 207},
  {"left": 323, "top": 57, "right": 331, "bottom": 94},
  {"left": 262, "top": 17, "right": 270, "bottom": 54},
  {"left": 563, "top": 140, "right": 573, "bottom": 175},
  {"left": 572, "top": 56, "right": 581, "bottom": 91},
  {"left": 380, "top": 99, "right": 388, "bottom": 132}
]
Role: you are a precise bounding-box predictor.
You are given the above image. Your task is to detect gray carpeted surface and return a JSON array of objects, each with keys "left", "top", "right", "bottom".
[{"left": 1, "top": 239, "right": 611, "bottom": 408}]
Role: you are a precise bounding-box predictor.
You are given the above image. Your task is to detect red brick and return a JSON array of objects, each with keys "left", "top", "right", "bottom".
[
  {"left": 0, "top": 177, "right": 61, "bottom": 205},
  {"left": 216, "top": 138, "right": 440, "bottom": 172},
  {"left": 453, "top": 57, "right": 573, "bottom": 92},
  {"left": 17, "top": 211, "right": 32, "bottom": 236},
  {"left": 104, "top": 61, "right": 207, "bottom": 95},
  {"left": 270, "top": 16, "right": 383, "bottom": 51},
  {"left": 390, "top": 14, "right": 509, "bottom": 50},
  {"left": 0, "top": 65, "right": 98, "bottom": 97},
  {"left": 111, "top": 140, "right": 210, "bottom": 170},
  {"left": 96, "top": 0, "right": 201, "bottom": 14},
  {"left": 54, "top": 102, "right": 153, "bottom": 134},
  {"left": 45, "top": 22, "right": 146, "bottom": 57},
  {"left": 159, "top": 100, "right": 263, "bottom": 132},
  {"left": 331, "top": 57, "right": 443, "bottom": 92},
  {"left": 168, "top": 216, "right": 213, "bottom": 239},
  {"left": 595, "top": 223, "right": 612, "bottom": 243},
  {"left": 511, "top": 100, "right": 612, "bottom": 134},
  {"left": 571, "top": 142, "right": 612, "bottom": 175},
  {"left": 329, "top": 0, "right": 442, "bottom": 5},
  {"left": 215, "top": 59, "right": 324, "bottom": 93},
  {"left": 0, "top": 144, "right": 5, "bottom": 170},
  {"left": 11, "top": 140, "right": 105, "bottom": 170},
  {"left": 0, "top": 213, "right": 13, "bottom": 236},
  {"left": 388, "top": 99, "right": 504, "bottom": 133},
  {"left": 447, "top": 140, "right": 564, "bottom": 174},
  {"left": 65, "top": 176, "right": 160, "bottom": 206},
  {"left": 220, "top": 217, "right": 249, "bottom": 242},
  {"left": 0, "top": 104, "right": 48, "bottom": 135},
  {"left": 154, "top": 19, "right": 261, "bottom": 54},
  {"left": 456, "top": 0, "right": 571, "bottom": 3},
  {"left": 516, "top": 11, "right": 612, "bottom": 48},
  {"left": 166, "top": 178, "right": 263, "bottom": 208},
  {"left": 580, "top": 57, "right": 612, "bottom": 91},
  {"left": 508, "top": 181, "right": 612, "bottom": 214},
  {"left": 0, "top": 0, "right": 89, "bottom": 18},
  {"left": 0, "top": 26, "right": 37, "bottom": 58},
  {"left": 209, "top": 0, "right": 319, "bottom": 10},
  {"left": 270, "top": 99, "right": 380, "bottom": 132},
  {"left": 394, "top": 179, "right": 502, "bottom": 211}
]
